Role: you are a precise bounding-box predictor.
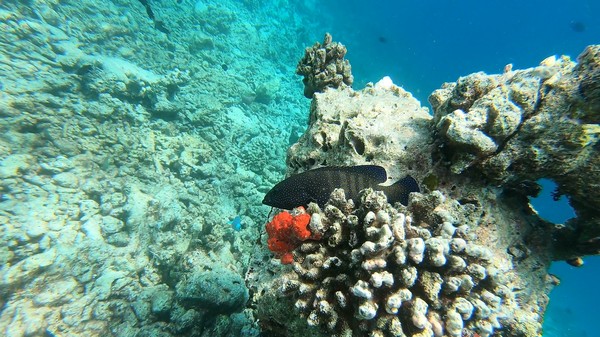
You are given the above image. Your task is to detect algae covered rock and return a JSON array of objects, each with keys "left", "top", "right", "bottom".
[
  {"left": 287, "top": 76, "right": 432, "bottom": 184},
  {"left": 430, "top": 47, "right": 600, "bottom": 259}
]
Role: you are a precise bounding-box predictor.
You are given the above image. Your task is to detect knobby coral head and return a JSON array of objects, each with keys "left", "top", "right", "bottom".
[{"left": 265, "top": 207, "right": 318, "bottom": 264}]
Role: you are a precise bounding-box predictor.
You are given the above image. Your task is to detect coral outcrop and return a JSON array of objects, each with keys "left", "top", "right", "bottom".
[
  {"left": 273, "top": 188, "right": 522, "bottom": 337},
  {"left": 255, "top": 46, "right": 600, "bottom": 337},
  {"left": 430, "top": 47, "right": 600, "bottom": 259},
  {"left": 287, "top": 76, "right": 433, "bottom": 181},
  {"left": 296, "top": 33, "right": 354, "bottom": 98}
]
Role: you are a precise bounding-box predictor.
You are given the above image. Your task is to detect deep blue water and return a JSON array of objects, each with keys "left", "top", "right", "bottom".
[
  {"left": 316, "top": 1, "right": 599, "bottom": 335},
  {"left": 322, "top": 0, "right": 599, "bottom": 104}
]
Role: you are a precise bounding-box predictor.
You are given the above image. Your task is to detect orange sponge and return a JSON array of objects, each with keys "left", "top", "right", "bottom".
[{"left": 265, "top": 208, "right": 316, "bottom": 264}]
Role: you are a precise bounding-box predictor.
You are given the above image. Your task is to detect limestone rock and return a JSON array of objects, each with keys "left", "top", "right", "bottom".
[{"left": 430, "top": 48, "right": 600, "bottom": 259}]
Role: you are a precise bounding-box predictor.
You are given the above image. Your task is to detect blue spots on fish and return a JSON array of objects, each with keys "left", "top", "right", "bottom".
[
  {"left": 228, "top": 216, "right": 242, "bottom": 231},
  {"left": 262, "top": 165, "right": 419, "bottom": 210}
]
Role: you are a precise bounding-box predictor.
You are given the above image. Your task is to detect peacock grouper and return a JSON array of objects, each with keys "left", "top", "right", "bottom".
[{"left": 262, "top": 165, "right": 419, "bottom": 210}]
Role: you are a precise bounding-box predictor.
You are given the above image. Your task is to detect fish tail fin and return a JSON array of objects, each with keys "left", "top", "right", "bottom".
[{"left": 381, "top": 175, "right": 420, "bottom": 206}]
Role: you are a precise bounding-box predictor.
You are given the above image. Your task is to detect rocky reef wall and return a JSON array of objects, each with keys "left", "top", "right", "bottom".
[
  {"left": 430, "top": 49, "right": 600, "bottom": 260},
  {"left": 0, "top": 0, "right": 327, "bottom": 336}
]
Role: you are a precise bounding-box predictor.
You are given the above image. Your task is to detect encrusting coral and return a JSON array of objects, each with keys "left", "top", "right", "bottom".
[
  {"left": 268, "top": 188, "right": 520, "bottom": 337},
  {"left": 296, "top": 32, "right": 354, "bottom": 98}
]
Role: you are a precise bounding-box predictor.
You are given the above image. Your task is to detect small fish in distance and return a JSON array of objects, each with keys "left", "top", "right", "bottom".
[
  {"left": 228, "top": 216, "right": 242, "bottom": 231},
  {"left": 262, "top": 165, "right": 419, "bottom": 210}
]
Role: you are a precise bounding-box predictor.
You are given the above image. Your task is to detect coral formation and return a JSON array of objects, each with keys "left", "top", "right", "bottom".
[
  {"left": 296, "top": 33, "right": 354, "bottom": 98},
  {"left": 430, "top": 47, "right": 600, "bottom": 259},
  {"left": 254, "top": 47, "right": 600, "bottom": 336},
  {"left": 266, "top": 207, "right": 319, "bottom": 264},
  {"left": 0, "top": 1, "right": 320, "bottom": 336},
  {"left": 267, "top": 188, "right": 523, "bottom": 336},
  {"left": 287, "top": 76, "right": 433, "bottom": 180}
]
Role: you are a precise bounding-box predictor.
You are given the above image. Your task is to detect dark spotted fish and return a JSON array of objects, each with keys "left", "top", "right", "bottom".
[{"left": 262, "top": 165, "right": 419, "bottom": 210}]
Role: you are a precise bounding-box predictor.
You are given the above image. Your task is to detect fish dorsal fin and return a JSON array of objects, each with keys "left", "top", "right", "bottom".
[
  {"left": 378, "top": 175, "right": 420, "bottom": 206},
  {"left": 323, "top": 165, "right": 387, "bottom": 183}
]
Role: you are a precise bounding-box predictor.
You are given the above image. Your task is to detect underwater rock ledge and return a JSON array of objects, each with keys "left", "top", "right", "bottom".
[
  {"left": 430, "top": 46, "right": 600, "bottom": 261},
  {"left": 256, "top": 44, "right": 600, "bottom": 337}
]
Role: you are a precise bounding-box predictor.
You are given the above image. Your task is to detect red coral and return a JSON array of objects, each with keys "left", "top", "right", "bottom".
[{"left": 266, "top": 207, "right": 317, "bottom": 264}]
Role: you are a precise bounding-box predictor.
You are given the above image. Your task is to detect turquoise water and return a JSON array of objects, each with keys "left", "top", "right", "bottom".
[{"left": 0, "top": 0, "right": 597, "bottom": 336}]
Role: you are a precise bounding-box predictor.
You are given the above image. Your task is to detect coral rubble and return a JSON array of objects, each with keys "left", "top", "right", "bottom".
[{"left": 0, "top": 1, "right": 321, "bottom": 336}]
